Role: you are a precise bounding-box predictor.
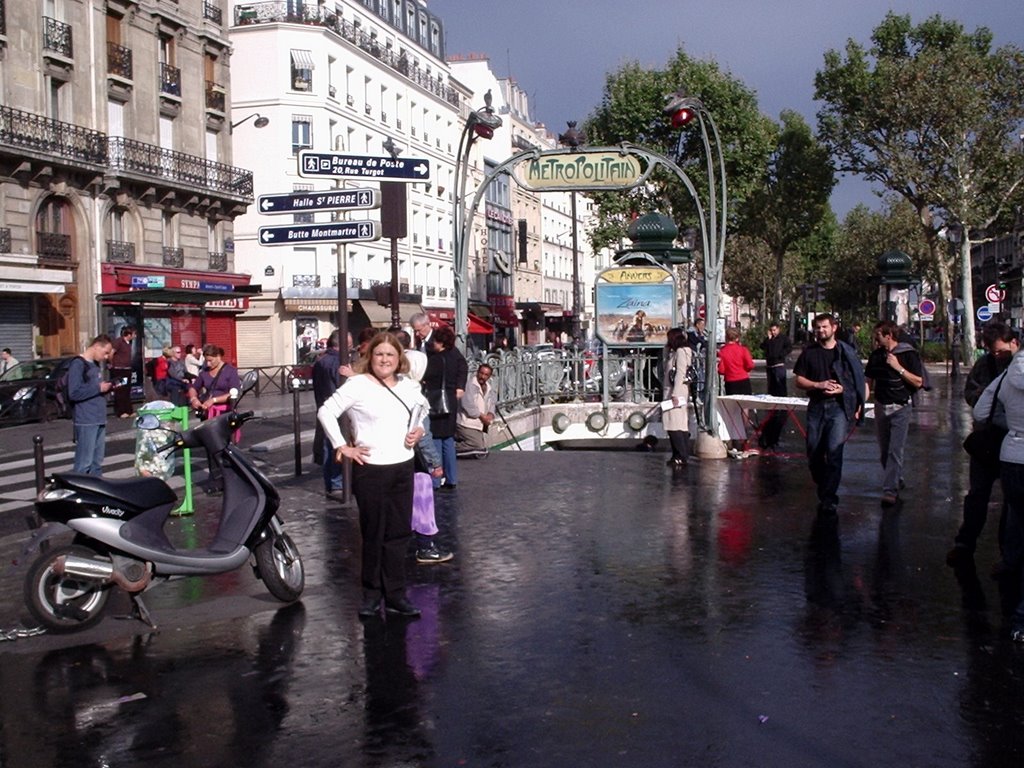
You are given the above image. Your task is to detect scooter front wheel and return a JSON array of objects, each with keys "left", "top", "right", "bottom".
[
  {"left": 255, "top": 532, "right": 305, "bottom": 602},
  {"left": 25, "top": 545, "right": 111, "bottom": 633}
]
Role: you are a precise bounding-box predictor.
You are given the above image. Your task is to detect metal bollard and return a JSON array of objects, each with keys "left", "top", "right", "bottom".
[
  {"left": 291, "top": 378, "right": 302, "bottom": 477},
  {"left": 33, "top": 435, "right": 46, "bottom": 493}
]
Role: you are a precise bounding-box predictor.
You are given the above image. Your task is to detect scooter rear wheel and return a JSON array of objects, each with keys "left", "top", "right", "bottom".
[
  {"left": 25, "top": 544, "right": 111, "bottom": 633},
  {"left": 255, "top": 532, "right": 305, "bottom": 602}
]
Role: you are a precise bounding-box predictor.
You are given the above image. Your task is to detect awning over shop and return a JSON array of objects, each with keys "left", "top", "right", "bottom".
[
  {"left": 356, "top": 300, "right": 423, "bottom": 328},
  {"left": 491, "top": 303, "right": 520, "bottom": 328},
  {"left": 425, "top": 308, "right": 454, "bottom": 327},
  {"left": 468, "top": 313, "right": 494, "bottom": 335},
  {"left": 95, "top": 285, "right": 260, "bottom": 310}
]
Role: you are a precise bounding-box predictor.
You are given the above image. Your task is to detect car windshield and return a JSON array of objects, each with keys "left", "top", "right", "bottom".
[{"left": 0, "top": 360, "right": 59, "bottom": 382}]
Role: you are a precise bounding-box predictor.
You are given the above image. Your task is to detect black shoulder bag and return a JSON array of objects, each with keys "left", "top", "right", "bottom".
[
  {"left": 963, "top": 372, "right": 1008, "bottom": 465},
  {"left": 426, "top": 355, "right": 450, "bottom": 417}
]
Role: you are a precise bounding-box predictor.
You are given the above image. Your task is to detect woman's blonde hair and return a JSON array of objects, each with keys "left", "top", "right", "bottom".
[
  {"left": 353, "top": 332, "right": 410, "bottom": 376},
  {"left": 161, "top": 345, "right": 174, "bottom": 358}
]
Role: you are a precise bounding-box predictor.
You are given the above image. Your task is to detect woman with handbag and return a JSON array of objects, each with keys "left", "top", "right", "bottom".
[
  {"left": 422, "top": 325, "right": 468, "bottom": 490},
  {"left": 974, "top": 350, "right": 1024, "bottom": 642},
  {"left": 318, "top": 332, "right": 427, "bottom": 619},
  {"left": 663, "top": 327, "right": 693, "bottom": 467},
  {"left": 186, "top": 344, "right": 241, "bottom": 493}
]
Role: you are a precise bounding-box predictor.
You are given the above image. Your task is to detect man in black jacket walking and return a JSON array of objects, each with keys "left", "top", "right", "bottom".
[{"left": 313, "top": 331, "right": 348, "bottom": 499}]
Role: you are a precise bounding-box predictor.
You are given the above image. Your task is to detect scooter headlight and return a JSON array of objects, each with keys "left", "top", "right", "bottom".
[{"left": 37, "top": 487, "right": 76, "bottom": 502}]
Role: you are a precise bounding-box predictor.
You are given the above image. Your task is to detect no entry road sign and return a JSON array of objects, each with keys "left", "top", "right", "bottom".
[
  {"left": 298, "top": 151, "right": 431, "bottom": 182},
  {"left": 258, "top": 188, "right": 380, "bottom": 215},
  {"left": 257, "top": 220, "right": 380, "bottom": 246}
]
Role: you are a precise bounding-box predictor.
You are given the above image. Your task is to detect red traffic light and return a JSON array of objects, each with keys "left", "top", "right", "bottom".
[{"left": 670, "top": 108, "right": 695, "bottom": 128}]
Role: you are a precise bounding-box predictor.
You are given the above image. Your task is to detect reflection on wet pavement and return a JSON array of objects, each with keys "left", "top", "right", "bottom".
[{"left": 2, "top": 377, "right": 1024, "bottom": 766}]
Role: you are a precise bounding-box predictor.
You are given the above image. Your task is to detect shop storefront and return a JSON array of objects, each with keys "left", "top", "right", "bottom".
[
  {"left": 98, "top": 265, "right": 254, "bottom": 390},
  {"left": 0, "top": 258, "right": 75, "bottom": 360}
]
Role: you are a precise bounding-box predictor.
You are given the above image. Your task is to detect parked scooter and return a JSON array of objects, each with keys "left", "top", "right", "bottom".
[{"left": 24, "top": 371, "right": 305, "bottom": 633}]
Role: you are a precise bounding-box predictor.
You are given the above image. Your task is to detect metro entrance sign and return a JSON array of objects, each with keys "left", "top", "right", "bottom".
[
  {"left": 257, "top": 188, "right": 380, "bottom": 215},
  {"left": 257, "top": 220, "right": 380, "bottom": 246},
  {"left": 298, "top": 150, "right": 430, "bottom": 182}
]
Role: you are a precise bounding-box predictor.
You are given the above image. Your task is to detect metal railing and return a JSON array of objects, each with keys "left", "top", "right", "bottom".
[
  {"left": 208, "top": 251, "right": 227, "bottom": 271},
  {"left": 42, "top": 16, "right": 72, "bottom": 58},
  {"left": 160, "top": 62, "right": 181, "bottom": 96},
  {"left": 0, "top": 227, "right": 9, "bottom": 254},
  {"left": 292, "top": 274, "right": 320, "bottom": 287},
  {"left": 106, "top": 240, "right": 135, "bottom": 263},
  {"left": 107, "top": 137, "right": 253, "bottom": 198},
  {"left": 479, "top": 347, "right": 664, "bottom": 411},
  {"left": 0, "top": 105, "right": 107, "bottom": 166},
  {"left": 107, "top": 42, "right": 132, "bottom": 79},
  {"left": 233, "top": 2, "right": 460, "bottom": 107},
  {"left": 239, "top": 365, "right": 315, "bottom": 396},
  {"left": 203, "top": 1, "right": 222, "bottom": 24},
  {"left": 205, "top": 81, "right": 225, "bottom": 112},
  {"left": 162, "top": 246, "right": 184, "bottom": 268},
  {"left": 38, "top": 232, "right": 71, "bottom": 262}
]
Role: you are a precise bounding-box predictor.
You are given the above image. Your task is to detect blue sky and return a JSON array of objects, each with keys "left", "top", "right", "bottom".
[{"left": 430, "top": 0, "right": 1022, "bottom": 217}]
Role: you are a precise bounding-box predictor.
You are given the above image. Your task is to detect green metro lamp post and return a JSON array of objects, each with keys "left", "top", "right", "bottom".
[
  {"left": 453, "top": 91, "right": 502, "bottom": 353},
  {"left": 664, "top": 88, "right": 727, "bottom": 438},
  {"left": 558, "top": 121, "right": 586, "bottom": 342}
]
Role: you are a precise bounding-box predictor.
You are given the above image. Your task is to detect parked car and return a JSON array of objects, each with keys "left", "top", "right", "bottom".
[{"left": 0, "top": 356, "right": 77, "bottom": 426}]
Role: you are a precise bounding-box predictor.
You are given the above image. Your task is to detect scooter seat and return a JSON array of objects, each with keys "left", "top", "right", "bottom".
[{"left": 56, "top": 472, "right": 178, "bottom": 509}]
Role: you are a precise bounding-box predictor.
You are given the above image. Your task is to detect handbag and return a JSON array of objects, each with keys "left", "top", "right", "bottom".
[
  {"left": 963, "top": 372, "right": 1008, "bottom": 465},
  {"left": 426, "top": 355, "right": 450, "bottom": 417}
]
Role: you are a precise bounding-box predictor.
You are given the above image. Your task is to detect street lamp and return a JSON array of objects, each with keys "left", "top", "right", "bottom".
[
  {"left": 230, "top": 113, "right": 270, "bottom": 132},
  {"left": 453, "top": 91, "right": 502, "bottom": 353},
  {"left": 558, "top": 121, "right": 586, "bottom": 343},
  {"left": 664, "top": 88, "right": 727, "bottom": 435}
]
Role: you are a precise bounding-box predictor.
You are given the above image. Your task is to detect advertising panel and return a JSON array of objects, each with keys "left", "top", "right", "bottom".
[{"left": 595, "top": 264, "right": 676, "bottom": 348}]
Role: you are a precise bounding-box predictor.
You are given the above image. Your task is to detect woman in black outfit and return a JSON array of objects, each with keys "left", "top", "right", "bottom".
[{"left": 422, "top": 325, "right": 468, "bottom": 489}]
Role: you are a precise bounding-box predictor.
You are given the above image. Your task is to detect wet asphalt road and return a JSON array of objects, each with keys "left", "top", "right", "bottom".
[{"left": 1, "top": 370, "right": 1023, "bottom": 767}]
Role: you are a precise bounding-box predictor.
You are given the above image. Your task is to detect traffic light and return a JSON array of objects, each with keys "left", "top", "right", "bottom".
[{"left": 815, "top": 280, "right": 827, "bottom": 302}]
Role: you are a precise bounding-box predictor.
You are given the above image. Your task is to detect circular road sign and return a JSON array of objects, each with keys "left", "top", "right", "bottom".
[
  {"left": 918, "top": 298, "right": 936, "bottom": 316},
  {"left": 986, "top": 283, "right": 1006, "bottom": 303},
  {"left": 697, "top": 304, "right": 706, "bottom": 319},
  {"left": 948, "top": 298, "right": 965, "bottom": 316},
  {"left": 977, "top": 305, "right": 993, "bottom": 323}
]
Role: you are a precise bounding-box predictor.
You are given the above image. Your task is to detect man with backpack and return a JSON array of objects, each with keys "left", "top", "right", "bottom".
[
  {"left": 864, "top": 320, "right": 925, "bottom": 506},
  {"left": 67, "top": 335, "right": 114, "bottom": 475}
]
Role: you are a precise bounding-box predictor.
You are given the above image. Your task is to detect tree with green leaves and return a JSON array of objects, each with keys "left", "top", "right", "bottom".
[
  {"left": 740, "top": 110, "right": 835, "bottom": 318},
  {"left": 584, "top": 48, "right": 776, "bottom": 253},
  {"left": 815, "top": 12, "right": 1024, "bottom": 356}
]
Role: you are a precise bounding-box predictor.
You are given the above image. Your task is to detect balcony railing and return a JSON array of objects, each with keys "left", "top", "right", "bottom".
[
  {"left": 203, "top": 1, "right": 222, "bottom": 24},
  {"left": 399, "top": 281, "right": 409, "bottom": 293},
  {"left": 107, "top": 240, "right": 135, "bottom": 264},
  {"left": 233, "top": 2, "right": 460, "bottom": 107},
  {"left": 160, "top": 62, "right": 181, "bottom": 96},
  {"left": 107, "top": 42, "right": 133, "bottom": 79},
  {"left": 292, "top": 274, "right": 321, "bottom": 287},
  {"left": 350, "top": 278, "right": 363, "bottom": 289},
  {"left": 205, "top": 81, "right": 225, "bottom": 112},
  {"left": 0, "top": 227, "right": 10, "bottom": 254},
  {"left": 107, "top": 137, "right": 253, "bottom": 198},
  {"left": 426, "top": 286, "right": 437, "bottom": 297},
  {"left": 162, "top": 246, "right": 184, "bottom": 268},
  {"left": 42, "top": 16, "right": 73, "bottom": 58},
  {"left": 209, "top": 251, "right": 227, "bottom": 271},
  {"left": 38, "top": 232, "right": 71, "bottom": 262},
  {"left": 0, "top": 105, "right": 107, "bottom": 166}
]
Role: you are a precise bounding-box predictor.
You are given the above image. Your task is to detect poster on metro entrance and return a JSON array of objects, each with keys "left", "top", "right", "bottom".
[{"left": 595, "top": 265, "right": 676, "bottom": 348}]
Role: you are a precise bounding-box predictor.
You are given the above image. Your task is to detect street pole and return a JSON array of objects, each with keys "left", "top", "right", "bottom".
[
  {"left": 570, "top": 190, "right": 580, "bottom": 341},
  {"left": 333, "top": 136, "right": 352, "bottom": 505}
]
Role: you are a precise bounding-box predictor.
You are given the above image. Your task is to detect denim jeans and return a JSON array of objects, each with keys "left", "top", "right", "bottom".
[
  {"left": 321, "top": 436, "right": 343, "bottom": 492},
  {"left": 874, "top": 402, "right": 912, "bottom": 496},
  {"left": 805, "top": 399, "right": 849, "bottom": 508},
  {"left": 998, "top": 461, "right": 1024, "bottom": 631},
  {"left": 432, "top": 436, "right": 457, "bottom": 488},
  {"left": 73, "top": 424, "right": 106, "bottom": 475}
]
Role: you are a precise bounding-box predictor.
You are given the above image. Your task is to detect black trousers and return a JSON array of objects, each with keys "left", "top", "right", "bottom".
[{"left": 352, "top": 459, "right": 414, "bottom": 601}]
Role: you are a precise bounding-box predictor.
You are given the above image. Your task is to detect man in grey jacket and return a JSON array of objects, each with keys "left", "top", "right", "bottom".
[{"left": 68, "top": 335, "right": 114, "bottom": 475}]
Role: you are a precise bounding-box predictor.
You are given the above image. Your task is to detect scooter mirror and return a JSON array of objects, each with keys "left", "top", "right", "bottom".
[{"left": 239, "top": 369, "right": 258, "bottom": 396}]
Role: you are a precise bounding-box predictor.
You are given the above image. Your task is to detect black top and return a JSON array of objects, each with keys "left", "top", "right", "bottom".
[
  {"left": 761, "top": 334, "right": 792, "bottom": 367},
  {"left": 865, "top": 347, "right": 923, "bottom": 405},
  {"left": 793, "top": 344, "right": 842, "bottom": 403},
  {"left": 312, "top": 348, "right": 341, "bottom": 408},
  {"left": 422, "top": 346, "right": 469, "bottom": 439}
]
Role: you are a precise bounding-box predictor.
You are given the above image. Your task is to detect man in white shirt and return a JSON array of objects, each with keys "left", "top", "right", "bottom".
[
  {"left": 456, "top": 364, "right": 496, "bottom": 456},
  {"left": 1, "top": 348, "right": 18, "bottom": 374}
]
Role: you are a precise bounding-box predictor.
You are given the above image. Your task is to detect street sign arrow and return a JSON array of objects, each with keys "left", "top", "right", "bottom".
[
  {"left": 257, "top": 188, "right": 381, "bottom": 215},
  {"left": 258, "top": 220, "right": 381, "bottom": 246},
  {"left": 298, "top": 150, "right": 432, "bottom": 183}
]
